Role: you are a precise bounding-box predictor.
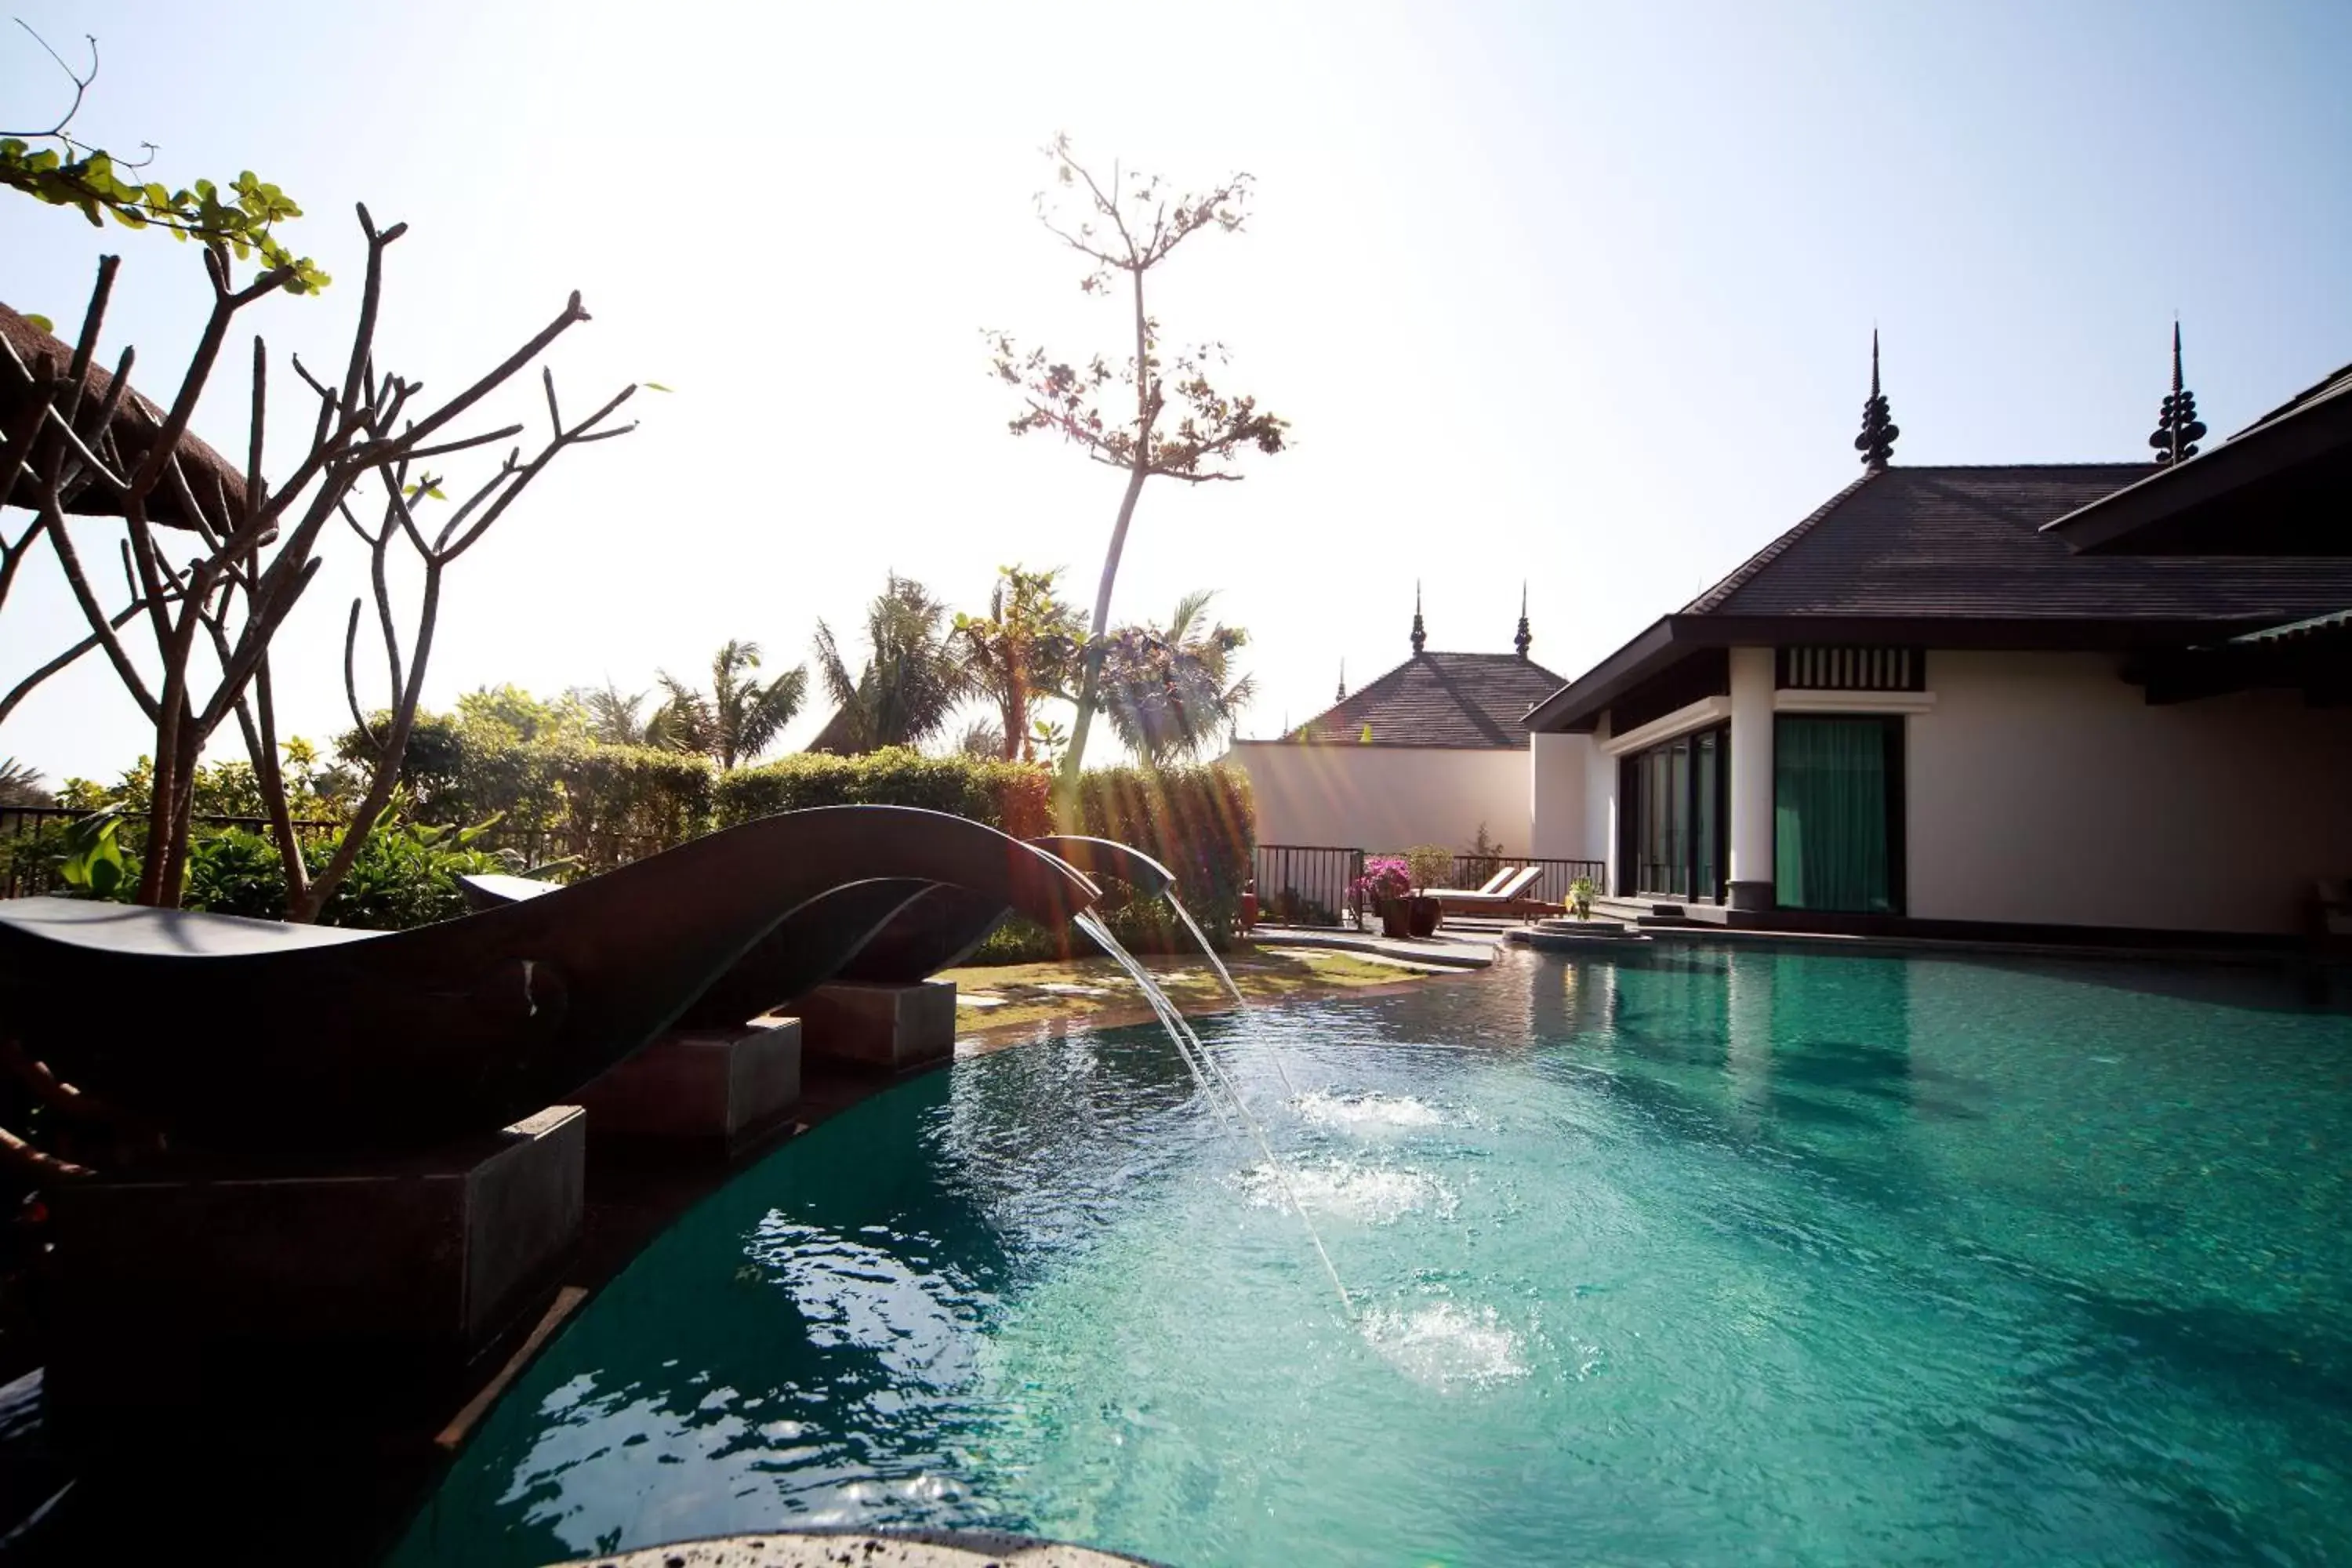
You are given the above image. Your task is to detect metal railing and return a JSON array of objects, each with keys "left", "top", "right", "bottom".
[
  {"left": 1252, "top": 844, "right": 1365, "bottom": 927},
  {"left": 1382, "top": 853, "right": 1609, "bottom": 909}
]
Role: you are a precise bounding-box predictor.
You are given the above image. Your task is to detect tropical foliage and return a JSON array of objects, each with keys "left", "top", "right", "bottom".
[
  {"left": 42, "top": 804, "right": 510, "bottom": 928},
  {"left": 650, "top": 641, "right": 808, "bottom": 768},
  {"left": 953, "top": 565, "right": 1087, "bottom": 760},
  {"left": 343, "top": 710, "right": 713, "bottom": 871},
  {"left": 0, "top": 759, "right": 51, "bottom": 808},
  {"left": 1094, "top": 589, "right": 1256, "bottom": 765},
  {"left": 956, "top": 717, "right": 1008, "bottom": 759},
  {"left": 60, "top": 740, "right": 357, "bottom": 822},
  {"left": 978, "top": 760, "right": 1257, "bottom": 960},
  {"left": 811, "top": 575, "right": 974, "bottom": 754},
  {"left": 576, "top": 682, "right": 657, "bottom": 747},
  {"left": 2, "top": 30, "right": 327, "bottom": 296}
]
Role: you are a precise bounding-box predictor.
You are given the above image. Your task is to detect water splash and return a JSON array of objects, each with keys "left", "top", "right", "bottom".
[
  {"left": 1237, "top": 1159, "right": 1457, "bottom": 1224},
  {"left": 1076, "top": 910, "right": 1352, "bottom": 1319},
  {"left": 1294, "top": 1090, "right": 1451, "bottom": 1131},
  {"left": 1164, "top": 891, "right": 1295, "bottom": 1095},
  {"left": 1359, "top": 1302, "right": 1530, "bottom": 1390}
]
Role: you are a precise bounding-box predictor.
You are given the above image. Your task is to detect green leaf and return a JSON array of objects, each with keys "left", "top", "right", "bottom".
[
  {"left": 642, "top": 381, "right": 674, "bottom": 393},
  {"left": 21, "top": 314, "right": 53, "bottom": 335}
]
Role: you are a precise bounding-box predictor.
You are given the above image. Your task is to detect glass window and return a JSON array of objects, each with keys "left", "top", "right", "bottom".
[
  {"left": 1773, "top": 716, "right": 1899, "bottom": 913},
  {"left": 1630, "top": 725, "right": 1725, "bottom": 902},
  {"left": 1693, "top": 730, "right": 1719, "bottom": 898}
]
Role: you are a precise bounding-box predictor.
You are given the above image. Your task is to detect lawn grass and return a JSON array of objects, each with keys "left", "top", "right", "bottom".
[{"left": 938, "top": 941, "right": 1456, "bottom": 1040}]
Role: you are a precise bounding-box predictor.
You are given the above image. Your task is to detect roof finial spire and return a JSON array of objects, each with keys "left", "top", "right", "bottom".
[
  {"left": 2148, "top": 318, "right": 2207, "bottom": 466},
  {"left": 1410, "top": 581, "right": 1426, "bottom": 655},
  {"left": 1514, "top": 581, "right": 1532, "bottom": 660},
  {"left": 1336, "top": 659, "right": 1346, "bottom": 702},
  {"left": 1856, "top": 328, "right": 1899, "bottom": 470}
]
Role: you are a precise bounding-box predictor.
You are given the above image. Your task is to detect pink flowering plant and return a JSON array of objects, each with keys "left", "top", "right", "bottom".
[{"left": 1351, "top": 855, "right": 1413, "bottom": 906}]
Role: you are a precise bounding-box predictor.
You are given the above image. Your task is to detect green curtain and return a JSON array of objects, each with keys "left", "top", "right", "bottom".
[{"left": 1774, "top": 717, "right": 1890, "bottom": 913}]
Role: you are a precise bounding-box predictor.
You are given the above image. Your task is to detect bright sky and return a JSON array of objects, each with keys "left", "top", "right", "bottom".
[{"left": 4, "top": 0, "right": 2348, "bottom": 784}]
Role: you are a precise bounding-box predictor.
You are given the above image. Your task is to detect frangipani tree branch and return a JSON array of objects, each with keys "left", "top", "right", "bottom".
[{"left": 6, "top": 204, "right": 639, "bottom": 913}]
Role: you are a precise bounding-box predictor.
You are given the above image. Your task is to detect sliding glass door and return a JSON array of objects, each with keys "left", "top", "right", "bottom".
[
  {"left": 1773, "top": 715, "right": 1904, "bottom": 913},
  {"left": 1628, "top": 725, "right": 1726, "bottom": 902}
]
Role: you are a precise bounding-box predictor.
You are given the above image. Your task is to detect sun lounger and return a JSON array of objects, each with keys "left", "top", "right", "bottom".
[
  {"left": 1425, "top": 865, "right": 1549, "bottom": 920},
  {"left": 1421, "top": 866, "right": 1515, "bottom": 898}
]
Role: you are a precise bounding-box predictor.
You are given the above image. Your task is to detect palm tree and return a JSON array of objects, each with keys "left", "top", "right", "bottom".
[
  {"left": 810, "top": 575, "right": 975, "bottom": 754},
  {"left": 954, "top": 717, "right": 1007, "bottom": 759},
  {"left": 1095, "top": 589, "right": 1257, "bottom": 766},
  {"left": 0, "top": 758, "right": 51, "bottom": 808},
  {"left": 575, "top": 683, "right": 654, "bottom": 747},
  {"left": 953, "top": 565, "right": 1087, "bottom": 760},
  {"left": 651, "top": 640, "right": 809, "bottom": 769}
]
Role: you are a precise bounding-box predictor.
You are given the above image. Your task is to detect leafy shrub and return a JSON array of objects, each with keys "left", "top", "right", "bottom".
[
  {"left": 183, "top": 828, "right": 290, "bottom": 917},
  {"left": 714, "top": 747, "right": 1050, "bottom": 837},
  {"left": 178, "top": 818, "right": 506, "bottom": 927},
  {"left": 1266, "top": 887, "right": 1338, "bottom": 927},
  {"left": 350, "top": 716, "right": 716, "bottom": 873},
  {"left": 56, "top": 809, "right": 135, "bottom": 898},
  {"left": 1403, "top": 844, "right": 1454, "bottom": 891},
  {"left": 0, "top": 813, "right": 78, "bottom": 898},
  {"left": 1461, "top": 821, "right": 1509, "bottom": 886},
  {"left": 971, "top": 762, "right": 1257, "bottom": 962},
  {"left": 306, "top": 818, "right": 511, "bottom": 930},
  {"left": 60, "top": 743, "right": 355, "bottom": 823}
]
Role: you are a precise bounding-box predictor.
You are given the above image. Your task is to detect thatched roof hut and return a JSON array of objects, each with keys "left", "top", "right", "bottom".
[
  {"left": 804, "top": 705, "right": 860, "bottom": 755},
  {"left": 1, "top": 301, "right": 249, "bottom": 531}
]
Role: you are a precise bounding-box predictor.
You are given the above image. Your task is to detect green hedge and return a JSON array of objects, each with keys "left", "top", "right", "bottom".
[
  {"left": 713, "top": 747, "right": 1051, "bottom": 837},
  {"left": 971, "top": 762, "right": 1256, "bottom": 962},
  {"left": 57, "top": 742, "right": 1256, "bottom": 958},
  {"left": 363, "top": 718, "right": 716, "bottom": 871}
]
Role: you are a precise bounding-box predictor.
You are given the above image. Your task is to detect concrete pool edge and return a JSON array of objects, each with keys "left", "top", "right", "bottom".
[
  {"left": 550, "top": 1526, "right": 1170, "bottom": 1566},
  {"left": 1508, "top": 920, "right": 2352, "bottom": 971}
]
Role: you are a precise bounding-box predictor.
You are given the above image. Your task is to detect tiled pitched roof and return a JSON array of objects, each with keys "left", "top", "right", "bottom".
[
  {"left": 1684, "top": 464, "right": 2352, "bottom": 621},
  {"left": 1293, "top": 651, "right": 1566, "bottom": 748}
]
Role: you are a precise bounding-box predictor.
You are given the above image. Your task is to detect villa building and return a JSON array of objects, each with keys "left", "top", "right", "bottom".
[
  {"left": 1521, "top": 336, "right": 2352, "bottom": 942},
  {"left": 1224, "top": 589, "right": 1565, "bottom": 855}
]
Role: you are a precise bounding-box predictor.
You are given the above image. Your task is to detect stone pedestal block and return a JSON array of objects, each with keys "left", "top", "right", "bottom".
[
  {"left": 796, "top": 979, "right": 958, "bottom": 1073},
  {"left": 45, "top": 1105, "right": 583, "bottom": 1425},
  {"left": 572, "top": 1018, "right": 801, "bottom": 1147}
]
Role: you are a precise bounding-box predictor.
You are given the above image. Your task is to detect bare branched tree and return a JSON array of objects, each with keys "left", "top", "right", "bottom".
[
  {"left": 987, "top": 134, "right": 1287, "bottom": 785},
  {"left": 1, "top": 208, "right": 637, "bottom": 919}
]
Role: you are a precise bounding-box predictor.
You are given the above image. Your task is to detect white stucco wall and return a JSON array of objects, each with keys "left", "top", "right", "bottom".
[
  {"left": 1585, "top": 716, "right": 1618, "bottom": 886},
  {"left": 1529, "top": 731, "right": 1594, "bottom": 859},
  {"left": 1224, "top": 741, "right": 1534, "bottom": 852},
  {"left": 1904, "top": 651, "right": 2352, "bottom": 935}
]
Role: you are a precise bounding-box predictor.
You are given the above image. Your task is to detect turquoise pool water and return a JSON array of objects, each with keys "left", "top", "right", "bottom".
[{"left": 397, "top": 946, "right": 2352, "bottom": 1566}]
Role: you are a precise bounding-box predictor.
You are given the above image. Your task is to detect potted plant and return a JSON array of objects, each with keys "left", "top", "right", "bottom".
[
  {"left": 1568, "top": 876, "right": 1597, "bottom": 921},
  {"left": 1352, "top": 855, "right": 1415, "bottom": 938},
  {"left": 1401, "top": 845, "right": 1452, "bottom": 937}
]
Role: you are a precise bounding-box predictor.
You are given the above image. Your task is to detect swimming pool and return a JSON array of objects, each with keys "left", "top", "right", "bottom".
[{"left": 397, "top": 945, "right": 2352, "bottom": 1565}]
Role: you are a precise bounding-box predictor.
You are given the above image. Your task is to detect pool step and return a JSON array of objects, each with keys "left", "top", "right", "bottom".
[{"left": 1592, "top": 897, "right": 1713, "bottom": 928}]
